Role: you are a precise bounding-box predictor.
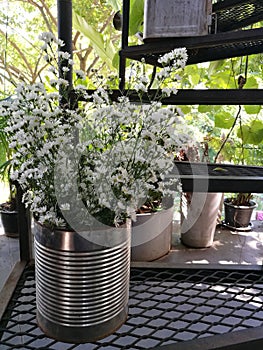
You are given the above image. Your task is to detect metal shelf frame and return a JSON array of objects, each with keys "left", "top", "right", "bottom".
[
  {"left": 1, "top": 1, "right": 263, "bottom": 349},
  {"left": 119, "top": 0, "right": 263, "bottom": 103},
  {"left": 1, "top": 262, "right": 263, "bottom": 350}
]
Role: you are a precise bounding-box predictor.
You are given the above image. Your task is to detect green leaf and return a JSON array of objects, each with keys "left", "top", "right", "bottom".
[
  {"left": 106, "top": 0, "right": 121, "bottom": 11},
  {"left": 207, "top": 61, "right": 224, "bottom": 76},
  {"left": 197, "top": 105, "right": 221, "bottom": 113},
  {"left": 189, "top": 73, "right": 200, "bottom": 86},
  {"left": 72, "top": 11, "right": 116, "bottom": 69},
  {"left": 112, "top": 52, "right": 120, "bottom": 69},
  {"left": 244, "top": 105, "right": 261, "bottom": 115},
  {"left": 198, "top": 105, "right": 211, "bottom": 113},
  {"left": 237, "top": 120, "right": 263, "bottom": 145},
  {"left": 244, "top": 76, "right": 258, "bottom": 89},
  {"left": 129, "top": 0, "right": 144, "bottom": 36},
  {"left": 211, "top": 72, "right": 233, "bottom": 88},
  {"left": 178, "top": 105, "right": 191, "bottom": 114},
  {"left": 214, "top": 112, "right": 235, "bottom": 129},
  {"left": 0, "top": 144, "right": 6, "bottom": 166}
]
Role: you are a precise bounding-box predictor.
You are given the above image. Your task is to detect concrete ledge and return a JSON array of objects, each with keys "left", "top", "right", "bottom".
[{"left": 0, "top": 261, "right": 27, "bottom": 321}]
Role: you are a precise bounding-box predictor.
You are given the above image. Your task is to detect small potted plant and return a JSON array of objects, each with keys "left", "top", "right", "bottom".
[
  {"left": 0, "top": 110, "right": 18, "bottom": 237},
  {"left": 0, "top": 181, "right": 18, "bottom": 238},
  {"left": 224, "top": 192, "right": 257, "bottom": 230}
]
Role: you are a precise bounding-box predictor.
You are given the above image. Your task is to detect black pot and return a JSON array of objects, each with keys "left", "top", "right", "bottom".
[
  {"left": 224, "top": 199, "right": 257, "bottom": 230},
  {"left": 0, "top": 209, "right": 19, "bottom": 237}
]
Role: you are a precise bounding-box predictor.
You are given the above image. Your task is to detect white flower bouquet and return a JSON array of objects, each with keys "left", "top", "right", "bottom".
[{"left": 0, "top": 32, "right": 190, "bottom": 229}]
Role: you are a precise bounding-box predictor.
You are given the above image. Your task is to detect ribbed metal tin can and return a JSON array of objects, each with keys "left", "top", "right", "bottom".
[
  {"left": 34, "top": 220, "right": 131, "bottom": 343},
  {"left": 143, "top": 0, "right": 212, "bottom": 40}
]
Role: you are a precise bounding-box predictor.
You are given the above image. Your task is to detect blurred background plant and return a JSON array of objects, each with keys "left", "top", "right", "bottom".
[{"left": 0, "top": 102, "right": 16, "bottom": 207}]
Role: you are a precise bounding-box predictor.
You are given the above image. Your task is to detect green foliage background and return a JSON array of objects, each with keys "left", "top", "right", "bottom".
[{"left": 0, "top": 0, "right": 263, "bottom": 166}]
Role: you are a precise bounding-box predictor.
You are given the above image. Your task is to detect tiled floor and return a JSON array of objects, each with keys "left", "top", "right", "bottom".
[{"left": 161, "top": 220, "right": 263, "bottom": 267}]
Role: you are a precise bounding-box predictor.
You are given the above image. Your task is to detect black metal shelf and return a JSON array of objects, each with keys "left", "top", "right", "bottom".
[
  {"left": 173, "top": 162, "right": 263, "bottom": 192},
  {"left": 1, "top": 263, "right": 263, "bottom": 349},
  {"left": 82, "top": 88, "right": 263, "bottom": 105},
  {"left": 117, "top": 0, "right": 263, "bottom": 193},
  {"left": 121, "top": 0, "right": 263, "bottom": 67},
  {"left": 119, "top": 0, "right": 263, "bottom": 102},
  {"left": 213, "top": 0, "right": 263, "bottom": 33},
  {"left": 120, "top": 27, "right": 263, "bottom": 66}
]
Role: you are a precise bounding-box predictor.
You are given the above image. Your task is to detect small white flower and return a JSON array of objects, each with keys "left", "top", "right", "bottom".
[
  {"left": 134, "top": 83, "right": 147, "bottom": 92},
  {"left": 162, "top": 87, "right": 171, "bottom": 97},
  {"left": 62, "top": 67, "right": 70, "bottom": 73},
  {"left": 60, "top": 203, "right": 70, "bottom": 211},
  {"left": 75, "top": 70, "right": 86, "bottom": 80},
  {"left": 58, "top": 51, "right": 71, "bottom": 60},
  {"left": 0, "top": 38, "right": 191, "bottom": 228}
]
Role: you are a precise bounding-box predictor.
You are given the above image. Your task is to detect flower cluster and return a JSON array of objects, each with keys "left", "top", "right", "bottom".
[{"left": 0, "top": 32, "right": 191, "bottom": 229}]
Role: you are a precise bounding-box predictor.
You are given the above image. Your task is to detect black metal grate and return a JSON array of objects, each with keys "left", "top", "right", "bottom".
[
  {"left": 172, "top": 161, "right": 263, "bottom": 192},
  {"left": 1, "top": 265, "right": 263, "bottom": 349},
  {"left": 187, "top": 37, "right": 263, "bottom": 65},
  {"left": 121, "top": 0, "right": 263, "bottom": 66},
  {"left": 213, "top": 0, "right": 263, "bottom": 33},
  {"left": 173, "top": 161, "right": 263, "bottom": 177}
]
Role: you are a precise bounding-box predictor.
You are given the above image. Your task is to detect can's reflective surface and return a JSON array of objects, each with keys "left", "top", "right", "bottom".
[{"left": 34, "top": 221, "right": 130, "bottom": 343}]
